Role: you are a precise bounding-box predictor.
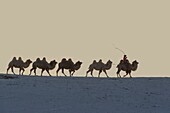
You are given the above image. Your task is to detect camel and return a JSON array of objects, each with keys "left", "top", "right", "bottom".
[
  {"left": 7, "top": 57, "right": 32, "bottom": 75},
  {"left": 56, "top": 58, "right": 82, "bottom": 77},
  {"left": 29, "top": 57, "right": 57, "bottom": 76},
  {"left": 116, "top": 60, "right": 139, "bottom": 78},
  {"left": 86, "top": 60, "right": 112, "bottom": 78}
]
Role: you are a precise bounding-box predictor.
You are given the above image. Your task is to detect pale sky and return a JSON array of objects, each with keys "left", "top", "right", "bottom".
[{"left": 0, "top": 0, "right": 170, "bottom": 77}]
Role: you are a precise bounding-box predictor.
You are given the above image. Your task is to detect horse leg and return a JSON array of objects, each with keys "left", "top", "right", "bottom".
[
  {"left": 41, "top": 69, "right": 45, "bottom": 76},
  {"left": 103, "top": 70, "right": 109, "bottom": 78},
  {"left": 98, "top": 70, "right": 102, "bottom": 78},
  {"left": 46, "top": 69, "right": 51, "bottom": 76}
]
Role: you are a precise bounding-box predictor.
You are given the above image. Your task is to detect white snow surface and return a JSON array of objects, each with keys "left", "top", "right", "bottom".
[{"left": 0, "top": 74, "right": 170, "bottom": 113}]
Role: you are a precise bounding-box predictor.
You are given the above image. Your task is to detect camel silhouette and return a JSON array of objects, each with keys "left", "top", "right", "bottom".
[
  {"left": 56, "top": 58, "right": 82, "bottom": 77},
  {"left": 29, "top": 57, "right": 57, "bottom": 76},
  {"left": 116, "top": 60, "right": 139, "bottom": 78},
  {"left": 7, "top": 57, "right": 32, "bottom": 75},
  {"left": 86, "top": 59, "right": 112, "bottom": 78}
]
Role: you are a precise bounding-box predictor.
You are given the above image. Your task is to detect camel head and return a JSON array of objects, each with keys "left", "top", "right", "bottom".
[
  {"left": 132, "top": 60, "right": 139, "bottom": 65},
  {"left": 76, "top": 61, "right": 82, "bottom": 65},
  {"left": 74, "top": 61, "right": 83, "bottom": 70},
  {"left": 26, "top": 59, "right": 32, "bottom": 64},
  {"left": 107, "top": 60, "right": 112, "bottom": 64},
  {"left": 50, "top": 60, "right": 57, "bottom": 65},
  {"left": 48, "top": 60, "right": 57, "bottom": 70},
  {"left": 104, "top": 60, "right": 112, "bottom": 70},
  {"left": 74, "top": 61, "right": 82, "bottom": 66},
  {"left": 131, "top": 60, "right": 139, "bottom": 71},
  {"left": 23, "top": 59, "right": 32, "bottom": 68}
]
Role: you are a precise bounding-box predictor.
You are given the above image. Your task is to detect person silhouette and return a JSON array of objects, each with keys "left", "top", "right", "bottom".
[{"left": 122, "top": 55, "right": 129, "bottom": 65}]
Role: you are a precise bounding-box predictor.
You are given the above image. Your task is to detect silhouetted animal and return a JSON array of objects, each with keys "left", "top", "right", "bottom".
[
  {"left": 29, "top": 57, "right": 57, "bottom": 76},
  {"left": 86, "top": 60, "right": 112, "bottom": 78},
  {"left": 56, "top": 58, "right": 82, "bottom": 77},
  {"left": 116, "top": 60, "right": 139, "bottom": 78},
  {"left": 7, "top": 57, "right": 32, "bottom": 75}
]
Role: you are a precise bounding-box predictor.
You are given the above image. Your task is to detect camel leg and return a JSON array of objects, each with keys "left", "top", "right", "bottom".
[
  {"left": 11, "top": 67, "right": 15, "bottom": 75},
  {"left": 90, "top": 69, "right": 94, "bottom": 77},
  {"left": 22, "top": 68, "right": 25, "bottom": 75},
  {"left": 119, "top": 73, "right": 121, "bottom": 78},
  {"left": 98, "top": 70, "right": 102, "bottom": 78},
  {"left": 129, "top": 71, "right": 132, "bottom": 78},
  {"left": 30, "top": 68, "right": 37, "bottom": 76},
  {"left": 86, "top": 69, "right": 90, "bottom": 77},
  {"left": 29, "top": 68, "right": 33, "bottom": 75},
  {"left": 62, "top": 68, "right": 67, "bottom": 77},
  {"left": 69, "top": 70, "right": 72, "bottom": 77},
  {"left": 123, "top": 71, "right": 128, "bottom": 78},
  {"left": 46, "top": 69, "right": 51, "bottom": 76},
  {"left": 41, "top": 69, "right": 45, "bottom": 76},
  {"left": 56, "top": 68, "right": 60, "bottom": 76},
  {"left": 34, "top": 68, "right": 37, "bottom": 76},
  {"left": 7, "top": 66, "right": 10, "bottom": 74},
  {"left": 19, "top": 68, "right": 21, "bottom": 75},
  {"left": 103, "top": 70, "right": 109, "bottom": 78},
  {"left": 19, "top": 68, "right": 24, "bottom": 75},
  {"left": 86, "top": 69, "right": 94, "bottom": 77},
  {"left": 116, "top": 69, "right": 121, "bottom": 78},
  {"left": 71, "top": 70, "right": 75, "bottom": 76}
]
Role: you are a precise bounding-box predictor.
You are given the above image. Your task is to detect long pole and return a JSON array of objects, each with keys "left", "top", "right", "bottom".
[{"left": 112, "top": 44, "right": 126, "bottom": 55}]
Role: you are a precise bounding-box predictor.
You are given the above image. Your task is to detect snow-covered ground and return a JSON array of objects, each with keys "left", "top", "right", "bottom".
[{"left": 0, "top": 74, "right": 170, "bottom": 113}]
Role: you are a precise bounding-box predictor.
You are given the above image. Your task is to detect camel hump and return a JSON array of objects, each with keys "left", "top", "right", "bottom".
[
  {"left": 17, "top": 57, "right": 24, "bottom": 64},
  {"left": 99, "top": 59, "right": 102, "bottom": 62},
  {"left": 68, "top": 58, "right": 74, "bottom": 64},
  {"left": 18, "top": 57, "right": 22, "bottom": 61},
  {"left": 12, "top": 57, "right": 17, "bottom": 61},
  {"left": 42, "top": 57, "right": 48, "bottom": 63},
  {"left": 36, "top": 58, "right": 40, "bottom": 61},
  {"left": 98, "top": 59, "right": 105, "bottom": 65},
  {"left": 68, "top": 58, "right": 73, "bottom": 62},
  {"left": 61, "top": 58, "right": 67, "bottom": 62},
  {"left": 42, "top": 57, "right": 47, "bottom": 61},
  {"left": 93, "top": 60, "right": 97, "bottom": 64}
]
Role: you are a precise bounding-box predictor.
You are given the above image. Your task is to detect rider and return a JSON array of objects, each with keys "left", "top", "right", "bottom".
[{"left": 122, "top": 55, "right": 129, "bottom": 64}]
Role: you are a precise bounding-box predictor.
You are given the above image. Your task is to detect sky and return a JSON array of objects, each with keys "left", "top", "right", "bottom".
[{"left": 0, "top": 0, "right": 170, "bottom": 77}]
